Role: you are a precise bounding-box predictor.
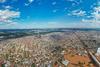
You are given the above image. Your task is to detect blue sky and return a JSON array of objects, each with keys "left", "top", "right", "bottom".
[{"left": 0, "top": 0, "right": 100, "bottom": 29}]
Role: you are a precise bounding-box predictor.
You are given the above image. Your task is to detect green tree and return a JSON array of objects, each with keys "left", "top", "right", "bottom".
[{"left": 31, "top": 63, "right": 35, "bottom": 67}]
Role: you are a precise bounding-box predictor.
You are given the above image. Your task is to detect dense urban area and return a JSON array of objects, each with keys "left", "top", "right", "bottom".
[{"left": 0, "top": 29, "right": 100, "bottom": 67}]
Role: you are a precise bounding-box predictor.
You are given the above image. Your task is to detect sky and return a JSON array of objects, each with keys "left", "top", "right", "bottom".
[{"left": 0, "top": 0, "right": 100, "bottom": 29}]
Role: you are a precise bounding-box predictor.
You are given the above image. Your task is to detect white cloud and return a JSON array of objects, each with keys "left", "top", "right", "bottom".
[
  {"left": 0, "top": 9, "right": 20, "bottom": 24},
  {"left": 94, "top": 6, "right": 100, "bottom": 12},
  {"left": 29, "top": 0, "right": 34, "bottom": 3},
  {"left": 66, "top": 0, "right": 75, "bottom": 2},
  {"left": 82, "top": 1, "right": 100, "bottom": 24},
  {"left": 25, "top": 0, "right": 34, "bottom": 6},
  {"left": 3, "top": 5, "right": 12, "bottom": 9},
  {"left": 52, "top": 9, "right": 58, "bottom": 13},
  {"left": 82, "top": 18, "right": 96, "bottom": 23},
  {"left": 82, "top": 6, "right": 100, "bottom": 23},
  {"left": 52, "top": 1, "right": 57, "bottom": 5},
  {"left": 0, "top": 0, "right": 6, "bottom": 3},
  {"left": 66, "top": 0, "right": 82, "bottom": 5},
  {"left": 25, "top": 3, "right": 30, "bottom": 6},
  {"left": 70, "top": 9, "right": 86, "bottom": 16}
]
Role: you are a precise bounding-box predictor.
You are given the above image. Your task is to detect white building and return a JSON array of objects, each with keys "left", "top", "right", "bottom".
[
  {"left": 62, "top": 60, "right": 69, "bottom": 66},
  {"left": 96, "top": 48, "right": 100, "bottom": 56}
]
